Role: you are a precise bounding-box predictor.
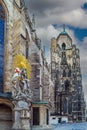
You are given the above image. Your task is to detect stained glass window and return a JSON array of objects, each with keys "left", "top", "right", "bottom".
[{"left": 0, "top": 5, "right": 5, "bottom": 92}]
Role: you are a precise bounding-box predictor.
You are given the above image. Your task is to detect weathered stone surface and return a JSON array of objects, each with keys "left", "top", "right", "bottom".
[
  {"left": 51, "top": 29, "right": 86, "bottom": 122},
  {"left": 0, "top": 0, "right": 55, "bottom": 129}
]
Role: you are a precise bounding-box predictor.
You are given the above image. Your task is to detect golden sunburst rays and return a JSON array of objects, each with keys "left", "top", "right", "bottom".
[{"left": 13, "top": 54, "right": 31, "bottom": 79}]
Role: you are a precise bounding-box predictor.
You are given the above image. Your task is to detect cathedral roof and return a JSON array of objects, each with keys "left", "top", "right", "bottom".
[
  {"left": 57, "top": 25, "right": 72, "bottom": 41},
  {"left": 60, "top": 25, "right": 68, "bottom": 35},
  {"left": 60, "top": 30, "right": 68, "bottom": 35}
]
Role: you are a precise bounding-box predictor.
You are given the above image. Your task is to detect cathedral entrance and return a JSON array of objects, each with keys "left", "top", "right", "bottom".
[
  {"left": 33, "top": 107, "right": 40, "bottom": 125},
  {"left": 0, "top": 104, "right": 12, "bottom": 130}
]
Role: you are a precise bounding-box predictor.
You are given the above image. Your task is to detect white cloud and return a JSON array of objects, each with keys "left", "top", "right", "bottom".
[
  {"left": 36, "top": 25, "right": 59, "bottom": 63},
  {"left": 25, "top": 0, "right": 87, "bottom": 28},
  {"left": 37, "top": 25, "right": 59, "bottom": 46},
  {"left": 83, "top": 37, "right": 87, "bottom": 44}
]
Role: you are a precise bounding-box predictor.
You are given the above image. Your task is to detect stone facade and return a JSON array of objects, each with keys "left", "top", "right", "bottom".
[
  {"left": 51, "top": 28, "right": 86, "bottom": 122},
  {"left": 30, "top": 48, "right": 54, "bottom": 126},
  {"left": 0, "top": 0, "right": 54, "bottom": 129}
]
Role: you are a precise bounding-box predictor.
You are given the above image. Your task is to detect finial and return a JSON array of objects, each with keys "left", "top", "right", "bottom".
[
  {"left": 32, "top": 14, "right": 35, "bottom": 29},
  {"left": 43, "top": 45, "right": 45, "bottom": 55},
  {"left": 63, "top": 24, "right": 65, "bottom": 32}
]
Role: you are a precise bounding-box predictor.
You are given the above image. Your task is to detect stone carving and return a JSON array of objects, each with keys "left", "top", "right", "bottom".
[
  {"left": 12, "top": 68, "right": 32, "bottom": 130},
  {"left": 12, "top": 68, "right": 32, "bottom": 99}
]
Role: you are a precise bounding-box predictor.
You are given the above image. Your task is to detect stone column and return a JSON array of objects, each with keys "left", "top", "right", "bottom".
[
  {"left": 21, "top": 110, "right": 31, "bottom": 130},
  {"left": 4, "top": 24, "right": 13, "bottom": 92},
  {"left": 12, "top": 100, "right": 31, "bottom": 130},
  {"left": 40, "top": 106, "right": 46, "bottom": 126},
  {"left": 13, "top": 108, "right": 22, "bottom": 129}
]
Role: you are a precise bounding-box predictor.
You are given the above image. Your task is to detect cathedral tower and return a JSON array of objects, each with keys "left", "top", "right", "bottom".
[{"left": 51, "top": 26, "right": 85, "bottom": 122}]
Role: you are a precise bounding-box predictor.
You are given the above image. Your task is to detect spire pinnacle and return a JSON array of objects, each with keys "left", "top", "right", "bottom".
[
  {"left": 63, "top": 24, "right": 65, "bottom": 32},
  {"left": 32, "top": 14, "right": 35, "bottom": 29}
]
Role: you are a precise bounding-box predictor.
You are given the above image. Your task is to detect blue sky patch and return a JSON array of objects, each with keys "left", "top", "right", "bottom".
[
  {"left": 68, "top": 26, "right": 87, "bottom": 41},
  {"left": 0, "top": 19, "right": 4, "bottom": 44},
  {"left": 82, "top": 3, "right": 87, "bottom": 10}
]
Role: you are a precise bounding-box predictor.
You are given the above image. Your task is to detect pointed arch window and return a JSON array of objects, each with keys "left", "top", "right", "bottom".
[
  {"left": 65, "top": 80, "right": 70, "bottom": 91},
  {"left": 68, "top": 70, "right": 71, "bottom": 77},
  {"left": 62, "top": 43, "right": 66, "bottom": 50},
  {"left": 0, "top": 4, "right": 5, "bottom": 92},
  {"left": 25, "top": 30, "right": 30, "bottom": 59},
  {"left": 63, "top": 70, "right": 66, "bottom": 77},
  {"left": 26, "top": 42, "right": 29, "bottom": 59}
]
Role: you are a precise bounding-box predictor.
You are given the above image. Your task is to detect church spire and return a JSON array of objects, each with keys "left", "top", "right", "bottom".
[
  {"left": 59, "top": 24, "right": 68, "bottom": 35},
  {"left": 32, "top": 14, "right": 35, "bottom": 29},
  {"left": 63, "top": 24, "right": 65, "bottom": 32}
]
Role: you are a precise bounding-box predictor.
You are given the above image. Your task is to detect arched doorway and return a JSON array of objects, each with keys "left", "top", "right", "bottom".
[{"left": 0, "top": 104, "right": 12, "bottom": 130}]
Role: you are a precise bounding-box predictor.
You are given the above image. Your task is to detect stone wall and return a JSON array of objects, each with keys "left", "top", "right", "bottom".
[{"left": 0, "top": 0, "right": 55, "bottom": 128}]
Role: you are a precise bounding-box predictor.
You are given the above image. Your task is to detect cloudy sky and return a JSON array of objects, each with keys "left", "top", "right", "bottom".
[{"left": 25, "top": 0, "right": 87, "bottom": 102}]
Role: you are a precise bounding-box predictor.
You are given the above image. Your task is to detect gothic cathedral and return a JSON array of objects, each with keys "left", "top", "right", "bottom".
[{"left": 51, "top": 26, "right": 85, "bottom": 122}]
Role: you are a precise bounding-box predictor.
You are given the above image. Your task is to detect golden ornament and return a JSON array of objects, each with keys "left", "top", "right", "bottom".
[{"left": 13, "top": 54, "right": 31, "bottom": 79}]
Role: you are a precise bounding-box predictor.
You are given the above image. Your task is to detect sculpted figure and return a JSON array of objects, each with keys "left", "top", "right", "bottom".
[{"left": 12, "top": 68, "right": 32, "bottom": 99}]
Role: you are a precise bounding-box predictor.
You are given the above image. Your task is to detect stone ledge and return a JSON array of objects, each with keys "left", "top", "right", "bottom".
[
  {"left": 32, "top": 125, "right": 54, "bottom": 130},
  {"left": 0, "top": 92, "right": 12, "bottom": 99},
  {"left": 32, "top": 101, "right": 48, "bottom": 105},
  {"left": 12, "top": 129, "right": 31, "bottom": 130}
]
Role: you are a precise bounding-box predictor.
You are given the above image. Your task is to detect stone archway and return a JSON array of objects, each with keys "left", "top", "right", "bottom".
[
  {"left": 0, "top": 104, "right": 13, "bottom": 130},
  {"left": 0, "top": 0, "right": 13, "bottom": 92}
]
